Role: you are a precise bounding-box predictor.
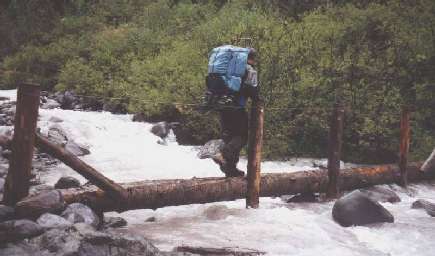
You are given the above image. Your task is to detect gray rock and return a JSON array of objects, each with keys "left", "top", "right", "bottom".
[
  {"left": 0, "top": 241, "right": 42, "bottom": 256},
  {"left": 412, "top": 199, "right": 435, "bottom": 217},
  {"left": 61, "top": 203, "right": 100, "bottom": 228},
  {"left": 65, "top": 140, "right": 90, "bottom": 156},
  {"left": 56, "top": 90, "right": 79, "bottom": 110},
  {"left": 197, "top": 139, "right": 225, "bottom": 159},
  {"left": 15, "top": 190, "right": 66, "bottom": 219},
  {"left": 0, "top": 178, "right": 4, "bottom": 193},
  {"left": 151, "top": 122, "right": 178, "bottom": 139},
  {"left": 33, "top": 223, "right": 162, "bottom": 256},
  {"left": 0, "top": 219, "right": 44, "bottom": 243},
  {"left": 104, "top": 216, "right": 127, "bottom": 228},
  {"left": 0, "top": 205, "right": 14, "bottom": 222},
  {"left": 41, "top": 99, "right": 61, "bottom": 110},
  {"left": 37, "top": 213, "right": 72, "bottom": 230},
  {"left": 48, "top": 116, "right": 63, "bottom": 123},
  {"left": 358, "top": 186, "right": 401, "bottom": 203},
  {"left": 54, "top": 176, "right": 81, "bottom": 189},
  {"left": 1, "top": 149, "right": 11, "bottom": 160},
  {"left": 132, "top": 113, "right": 147, "bottom": 122},
  {"left": 332, "top": 190, "right": 394, "bottom": 227},
  {"left": 48, "top": 125, "right": 68, "bottom": 145},
  {"left": 287, "top": 192, "right": 317, "bottom": 203},
  {"left": 421, "top": 148, "right": 435, "bottom": 173},
  {"left": 28, "top": 184, "right": 55, "bottom": 196}
]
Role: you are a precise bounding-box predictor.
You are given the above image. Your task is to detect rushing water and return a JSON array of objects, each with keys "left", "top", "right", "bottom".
[{"left": 1, "top": 89, "right": 434, "bottom": 256}]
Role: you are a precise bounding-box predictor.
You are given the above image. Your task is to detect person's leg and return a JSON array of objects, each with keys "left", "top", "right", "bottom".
[{"left": 219, "top": 109, "right": 247, "bottom": 177}]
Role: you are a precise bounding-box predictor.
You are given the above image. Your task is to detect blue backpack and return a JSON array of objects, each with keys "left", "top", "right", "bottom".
[
  {"left": 207, "top": 45, "right": 250, "bottom": 92},
  {"left": 201, "top": 45, "right": 249, "bottom": 111}
]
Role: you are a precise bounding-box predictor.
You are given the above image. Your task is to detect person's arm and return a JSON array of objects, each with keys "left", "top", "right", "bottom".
[{"left": 243, "top": 65, "right": 260, "bottom": 102}]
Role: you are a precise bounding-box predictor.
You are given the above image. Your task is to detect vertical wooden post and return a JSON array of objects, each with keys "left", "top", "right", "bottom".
[
  {"left": 246, "top": 102, "right": 264, "bottom": 209},
  {"left": 399, "top": 106, "right": 411, "bottom": 187},
  {"left": 326, "top": 101, "right": 345, "bottom": 198},
  {"left": 3, "top": 83, "right": 40, "bottom": 205}
]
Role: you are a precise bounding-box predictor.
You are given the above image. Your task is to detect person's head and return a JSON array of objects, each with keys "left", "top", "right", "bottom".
[{"left": 247, "top": 48, "right": 257, "bottom": 66}]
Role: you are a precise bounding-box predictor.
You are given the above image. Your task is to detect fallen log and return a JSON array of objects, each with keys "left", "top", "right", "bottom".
[
  {"left": 58, "top": 162, "right": 431, "bottom": 212},
  {"left": 34, "top": 134, "right": 128, "bottom": 208},
  {"left": 175, "top": 246, "right": 265, "bottom": 255}
]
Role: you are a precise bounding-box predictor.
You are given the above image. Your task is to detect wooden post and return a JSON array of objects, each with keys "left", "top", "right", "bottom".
[
  {"left": 3, "top": 83, "right": 40, "bottom": 205},
  {"left": 326, "top": 101, "right": 345, "bottom": 198},
  {"left": 399, "top": 106, "right": 411, "bottom": 187},
  {"left": 246, "top": 102, "right": 264, "bottom": 208}
]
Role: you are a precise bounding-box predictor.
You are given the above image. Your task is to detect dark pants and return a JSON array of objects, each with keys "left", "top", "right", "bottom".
[{"left": 219, "top": 108, "right": 248, "bottom": 172}]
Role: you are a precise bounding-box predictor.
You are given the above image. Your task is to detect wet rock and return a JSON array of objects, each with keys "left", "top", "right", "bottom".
[
  {"left": 287, "top": 192, "right": 317, "bottom": 203},
  {"left": 0, "top": 165, "right": 7, "bottom": 178},
  {"left": 54, "top": 176, "right": 81, "bottom": 189},
  {"left": 197, "top": 139, "right": 225, "bottom": 159},
  {"left": 132, "top": 113, "right": 147, "bottom": 122},
  {"left": 0, "top": 178, "right": 4, "bottom": 193},
  {"left": 103, "top": 102, "right": 127, "bottom": 114},
  {"left": 0, "top": 205, "right": 15, "bottom": 222},
  {"left": 2, "top": 149, "right": 11, "bottom": 160},
  {"left": 151, "top": 122, "right": 179, "bottom": 139},
  {"left": 28, "top": 184, "right": 55, "bottom": 196},
  {"left": 358, "top": 186, "right": 401, "bottom": 203},
  {"left": 332, "top": 190, "right": 394, "bottom": 227},
  {"left": 48, "top": 116, "right": 63, "bottom": 123},
  {"left": 421, "top": 148, "right": 435, "bottom": 173},
  {"left": 0, "top": 241, "right": 40, "bottom": 256},
  {"left": 0, "top": 219, "right": 44, "bottom": 243},
  {"left": 15, "top": 190, "right": 66, "bottom": 219},
  {"left": 0, "top": 96, "right": 9, "bottom": 101},
  {"left": 145, "top": 216, "right": 157, "bottom": 222},
  {"left": 61, "top": 203, "right": 100, "bottom": 228},
  {"left": 31, "top": 222, "right": 162, "bottom": 256},
  {"left": 56, "top": 90, "right": 79, "bottom": 110},
  {"left": 48, "top": 125, "right": 68, "bottom": 145},
  {"left": 104, "top": 216, "right": 127, "bottom": 228},
  {"left": 412, "top": 199, "right": 435, "bottom": 217},
  {"left": 65, "top": 140, "right": 90, "bottom": 156},
  {"left": 37, "top": 213, "right": 72, "bottom": 230},
  {"left": 41, "top": 99, "right": 61, "bottom": 110}
]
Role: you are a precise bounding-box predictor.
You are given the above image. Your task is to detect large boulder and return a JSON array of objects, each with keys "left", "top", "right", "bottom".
[
  {"left": 0, "top": 219, "right": 44, "bottom": 243},
  {"left": 0, "top": 205, "right": 15, "bottom": 222},
  {"left": 56, "top": 90, "right": 79, "bottom": 110},
  {"left": 37, "top": 213, "right": 73, "bottom": 230},
  {"left": 332, "top": 190, "right": 394, "bottom": 227},
  {"left": 358, "top": 186, "right": 401, "bottom": 203},
  {"left": 61, "top": 203, "right": 100, "bottom": 228},
  {"left": 421, "top": 149, "right": 435, "bottom": 173},
  {"left": 411, "top": 199, "right": 435, "bottom": 217},
  {"left": 54, "top": 176, "right": 81, "bottom": 189},
  {"left": 64, "top": 140, "right": 91, "bottom": 156},
  {"left": 15, "top": 190, "right": 66, "bottom": 219}
]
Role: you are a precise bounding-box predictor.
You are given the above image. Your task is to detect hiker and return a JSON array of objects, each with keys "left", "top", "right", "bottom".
[{"left": 204, "top": 46, "right": 260, "bottom": 177}]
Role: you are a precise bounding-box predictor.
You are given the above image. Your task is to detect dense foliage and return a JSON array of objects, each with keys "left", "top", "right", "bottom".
[{"left": 1, "top": 0, "right": 434, "bottom": 163}]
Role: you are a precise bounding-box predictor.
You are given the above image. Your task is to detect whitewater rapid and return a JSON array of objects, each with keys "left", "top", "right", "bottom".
[{"left": 1, "top": 89, "right": 434, "bottom": 256}]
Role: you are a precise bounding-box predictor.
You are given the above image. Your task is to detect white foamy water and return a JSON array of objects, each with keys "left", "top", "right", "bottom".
[{"left": 1, "top": 89, "right": 435, "bottom": 256}]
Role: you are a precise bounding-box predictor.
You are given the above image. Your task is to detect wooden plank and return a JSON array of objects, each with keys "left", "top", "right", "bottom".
[
  {"left": 326, "top": 101, "right": 345, "bottom": 198},
  {"left": 246, "top": 103, "right": 264, "bottom": 208},
  {"left": 3, "top": 83, "right": 40, "bottom": 205},
  {"left": 399, "top": 106, "right": 411, "bottom": 187}
]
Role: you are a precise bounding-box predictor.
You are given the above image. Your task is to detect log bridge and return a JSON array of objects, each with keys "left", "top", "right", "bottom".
[{"left": 2, "top": 83, "right": 433, "bottom": 213}]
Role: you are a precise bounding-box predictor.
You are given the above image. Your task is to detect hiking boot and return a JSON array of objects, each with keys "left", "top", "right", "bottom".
[{"left": 225, "top": 168, "right": 245, "bottom": 178}]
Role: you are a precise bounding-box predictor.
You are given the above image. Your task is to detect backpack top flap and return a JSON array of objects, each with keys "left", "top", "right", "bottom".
[{"left": 208, "top": 45, "right": 249, "bottom": 77}]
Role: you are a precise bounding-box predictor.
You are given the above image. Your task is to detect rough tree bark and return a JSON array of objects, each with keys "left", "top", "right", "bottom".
[{"left": 58, "top": 162, "right": 429, "bottom": 212}]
